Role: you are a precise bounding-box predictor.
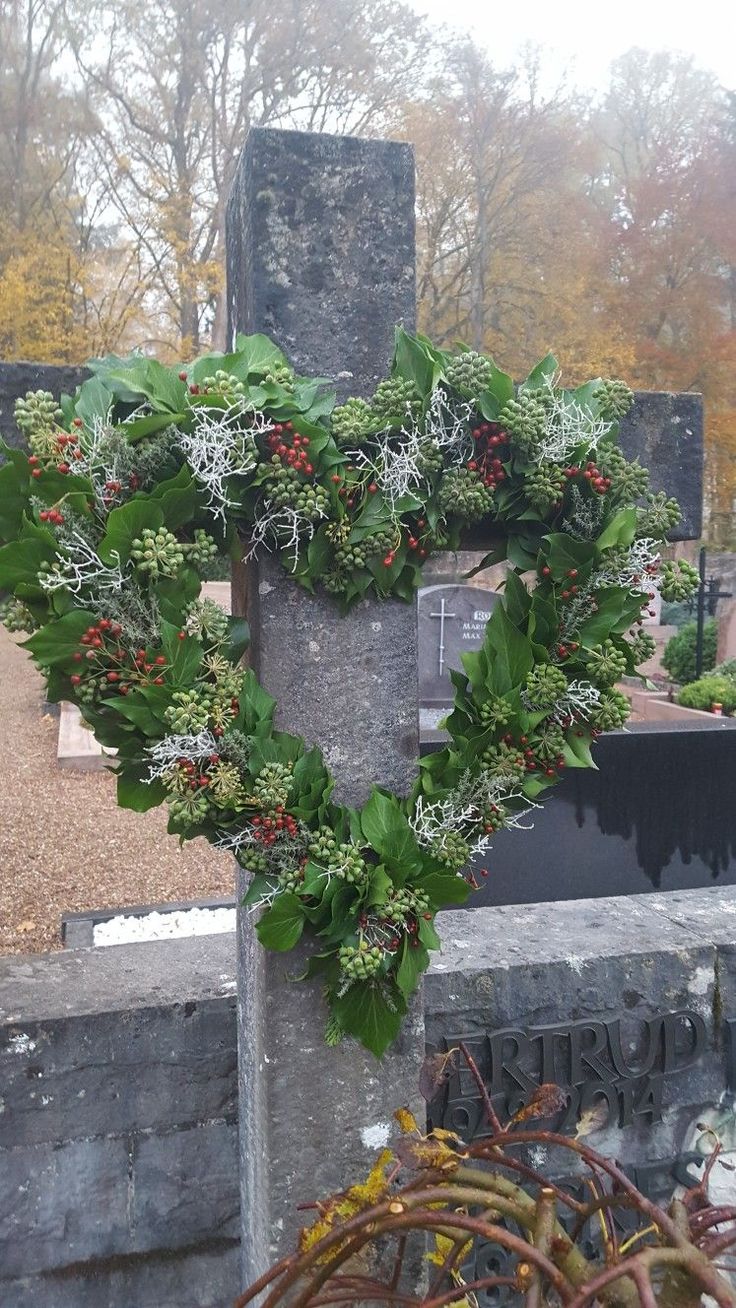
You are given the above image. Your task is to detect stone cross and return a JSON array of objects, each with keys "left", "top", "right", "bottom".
[
  {"left": 227, "top": 127, "right": 425, "bottom": 1283},
  {"left": 226, "top": 125, "right": 705, "bottom": 1285}
]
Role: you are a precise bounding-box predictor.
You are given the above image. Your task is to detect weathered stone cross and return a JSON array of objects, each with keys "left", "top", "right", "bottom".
[{"left": 226, "top": 125, "right": 704, "bottom": 1282}]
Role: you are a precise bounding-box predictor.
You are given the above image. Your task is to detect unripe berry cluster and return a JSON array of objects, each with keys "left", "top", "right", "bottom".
[
  {"left": 263, "top": 362, "right": 296, "bottom": 393},
  {"left": 263, "top": 461, "right": 328, "bottom": 521},
  {"left": 415, "top": 439, "right": 444, "bottom": 476},
  {"left": 438, "top": 467, "right": 494, "bottom": 524},
  {"left": 585, "top": 639, "right": 628, "bottom": 687},
  {"left": 659, "top": 559, "right": 699, "bottom": 603},
  {"left": 478, "top": 695, "right": 512, "bottom": 730},
  {"left": 526, "top": 462, "right": 567, "bottom": 513},
  {"left": 429, "top": 829, "right": 471, "bottom": 871},
  {"left": 185, "top": 597, "right": 230, "bottom": 643},
  {"left": 524, "top": 664, "right": 568, "bottom": 709},
  {"left": 629, "top": 630, "right": 656, "bottom": 665},
  {"left": 382, "top": 887, "right": 430, "bottom": 925},
  {"left": 0, "top": 597, "right": 36, "bottom": 633},
  {"left": 338, "top": 941, "right": 384, "bottom": 980},
  {"left": 498, "top": 393, "right": 547, "bottom": 453},
  {"left": 370, "top": 377, "right": 420, "bottom": 420},
  {"left": 15, "top": 390, "right": 63, "bottom": 436},
  {"left": 532, "top": 722, "right": 566, "bottom": 763},
  {"left": 308, "top": 829, "right": 367, "bottom": 883},
  {"left": 597, "top": 378, "right": 634, "bottom": 420},
  {"left": 184, "top": 529, "right": 218, "bottom": 567},
  {"left": 164, "top": 689, "right": 211, "bottom": 733},
  {"left": 253, "top": 761, "right": 294, "bottom": 810},
  {"left": 480, "top": 740, "right": 527, "bottom": 784},
  {"left": 636, "top": 492, "right": 682, "bottom": 537},
  {"left": 131, "top": 528, "right": 185, "bottom": 578},
  {"left": 199, "top": 370, "right": 246, "bottom": 397},
  {"left": 590, "top": 689, "right": 630, "bottom": 731},
  {"left": 168, "top": 791, "right": 210, "bottom": 825},
  {"left": 596, "top": 447, "right": 650, "bottom": 503},
  {"left": 443, "top": 350, "right": 494, "bottom": 393},
  {"left": 332, "top": 397, "right": 378, "bottom": 443}
]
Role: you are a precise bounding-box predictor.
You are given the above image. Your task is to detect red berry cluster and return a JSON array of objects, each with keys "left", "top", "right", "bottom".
[
  {"left": 469, "top": 422, "right": 509, "bottom": 489},
  {"left": 70, "top": 622, "right": 170, "bottom": 695},
  {"left": 39, "top": 508, "right": 64, "bottom": 526},
  {"left": 562, "top": 461, "right": 612, "bottom": 495},
  {"left": 266, "top": 422, "right": 314, "bottom": 475},
  {"left": 250, "top": 807, "right": 299, "bottom": 847},
  {"left": 28, "top": 427, "right": 83, "bottom": 478},
  {"left": 178, "top": 758, "right": 212, "bottom": 791},
  {"left": 503, "top": 730, "right": 567, "bottom": 779}
]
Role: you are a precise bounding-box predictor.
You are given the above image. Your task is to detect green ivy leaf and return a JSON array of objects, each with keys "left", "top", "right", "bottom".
[
  {"left": 396, "top": 937, "right": 429, "bottom": 999},
  {"left": 415, "top": 870, "right": 472, "bottom": 908},
  {"left": 333, "top": 979, "right": 407, "bottom": 1058},
  {"left": 595, "top": 507, "right": 637, "bottom": 552},
  {"left": 117, "top": 771, "right": 168, "bottom": 812},
  {"left": 22, "top": 610, "right": 96, "bottom": 666},
  {"left": 256, "top": 893, "right": 305, "bottom": 951},
  {"left": 360, "top": 790, "right": 422, "bottom": 875},
  {"left": 98, "top": 499, "right": 164, "bottom": 566},
  {"left": 482, "top": 602, "right": 535, "bottom": 695}
]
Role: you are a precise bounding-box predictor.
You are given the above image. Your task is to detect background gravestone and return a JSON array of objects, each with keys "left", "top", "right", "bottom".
[{"left": 418, "top": 582, "right": 498, "bottom": 740}]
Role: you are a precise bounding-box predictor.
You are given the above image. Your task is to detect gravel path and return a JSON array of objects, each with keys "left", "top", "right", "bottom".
[{"left": 0, "top": 626, "right": 234, "bottom": 956}]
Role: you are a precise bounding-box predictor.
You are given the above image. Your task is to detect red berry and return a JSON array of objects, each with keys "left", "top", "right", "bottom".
[
  {"left": 368, "top": 482, "right": 378, "bottom": 493},
  {"left": 542, "top": 566, "right": 551, "bottom": 577},
  {"left": 331, "top": 474, "right": 341, "bottom": 484},
  {"left": 178, "top": 371, "right": 187, "bottom": 380},
  {"left": 70, "top": 674, "right": 81, "bottom": 685},
  {"left": 107, "top": 672, "right": 119, "bottom": 682},
  {"left": 32, "top": 469, "right": 42, "bottom": 478},
  {"left": 73, "top": 418, "right": 83, "bottom": 428},
  {"left": 155, "top": 655, "right": 166, "bottom": 666},
  {"left": 177, "top": 631, "right": 186, "bottom": 640},
  {"left": 73, "top": 652, "right": 82, "bottom": 662}
]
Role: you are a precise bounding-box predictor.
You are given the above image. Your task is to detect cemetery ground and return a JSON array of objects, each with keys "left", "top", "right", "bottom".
[{"left": 0, "top": 621, "right": 233, "bottom": 955}]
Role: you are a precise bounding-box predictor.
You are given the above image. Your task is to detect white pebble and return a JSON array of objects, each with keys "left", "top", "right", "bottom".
[{"left": 93, "top": 906, "right": 235, "bottom": 946}]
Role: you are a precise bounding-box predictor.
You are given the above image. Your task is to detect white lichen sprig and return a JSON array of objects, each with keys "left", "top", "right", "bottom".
[
  {"left": 38, "top": 533, "right": 126, "bottom": 597},
  {"left": 536, "top": 374, "right": 614, "bottom": 464},
  {"left": 176, "top": 403, "right": 270, "bottom": 521},
  {"left": 592, "top": 539, "right": 661, "bottom": 597},
  {"left": 145, "top": 730, "right": 221, "bottom": 782},
  {"left": 410, "top": 773, "right": 539, "bottom": 862},
  {"left": 345, "top": 388, "right": 475, "bottom": 518},
  {"left": 551, "top": 680, "right": 602, "bottom": 724},
  {"left": 244, "top": 498, "right": 326, "bottom": 572}
]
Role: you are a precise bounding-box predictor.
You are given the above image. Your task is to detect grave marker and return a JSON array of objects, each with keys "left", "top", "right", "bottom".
[{"left": 417, "top": 582, "right": 499, "bottom": 739}]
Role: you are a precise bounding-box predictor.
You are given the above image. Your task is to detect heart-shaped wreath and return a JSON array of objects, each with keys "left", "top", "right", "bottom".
[{"left": 0, "top": 330, "right": 698, "bottom": 1054}]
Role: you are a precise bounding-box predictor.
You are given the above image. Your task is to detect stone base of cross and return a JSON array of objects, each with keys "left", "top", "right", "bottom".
[{"left": 227, "top": 126, "right": 704, "bottom": 1281}]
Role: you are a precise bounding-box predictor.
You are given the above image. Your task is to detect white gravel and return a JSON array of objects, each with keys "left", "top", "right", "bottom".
[{"left": 93, "top": 906, "right": 236, "bottom": 946}]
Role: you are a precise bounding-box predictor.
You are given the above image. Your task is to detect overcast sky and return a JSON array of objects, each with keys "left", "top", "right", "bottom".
[{"left": 411, "top": 0, "right": 735, "bottom": 93}]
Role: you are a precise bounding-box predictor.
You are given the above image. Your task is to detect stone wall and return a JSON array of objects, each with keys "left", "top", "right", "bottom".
[
  {"left": 0, "top": 934, "right": 239, "bottom": 1308},
  {"left": 4, "top": 884, "right": 736, "bottom": 1306}
]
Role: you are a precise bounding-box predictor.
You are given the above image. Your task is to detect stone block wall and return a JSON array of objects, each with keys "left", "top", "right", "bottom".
[
  {"left": 4, "top": 886, "right": 736, "bottom": 1306},
  {"left": 0, "top": 935, "right": 239, "bottom": 1308}
]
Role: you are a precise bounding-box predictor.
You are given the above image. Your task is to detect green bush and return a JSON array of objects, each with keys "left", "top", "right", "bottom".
[
  {"left": 662, "top": 619, "right": 717, "bottom": 684},
  {"left": 714, "top": 657, "right": 736, "bottom": 680},
  {"left": 677, "top": 674, "right": 736, "bottom": 714}
]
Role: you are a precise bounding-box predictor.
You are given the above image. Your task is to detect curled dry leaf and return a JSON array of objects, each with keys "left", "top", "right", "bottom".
[
  {"left": 511, "top": 1083, "right": 568, "bottom": 1126},
  {"left": 575, "top": 1099, "right": 609, "bottom": 1139},
  {"left": 419, "top": 1048, "right": 457, "bottom": 1103}
]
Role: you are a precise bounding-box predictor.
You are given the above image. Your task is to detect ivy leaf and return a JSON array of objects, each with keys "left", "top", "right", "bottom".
[
  {"left": 256, "top": 893, "right": 305, "bottom": 951},
  {"left": 393, "top": 327, "right": 439, "bottom": 396},
  {"left": 333, "top": 979, "right": 407, "bottom": 1058},
  {"left": 224, "top": 616, "right": 250, "bottom": 664},
  {"left": 520, "top": 354, "right": 558, "bottom": 391},
  {"left": 0, "top": 535, "right": 56, "bottom": 590},
  {"left": 0, "top": 461, "right": 28, "bottom": 542},
  {"left": 578, "top": 589, "right": 630, "bottom": 647},
  {"left": 503, "top": 571, "right": 530, "bottom": 627},
  {"left": 563, "top": 731, "right": 597, "bottom": 769},
  {"left": 160, "top": 621, "right": 203, "bottom": 685},
  {"left": 595, "top": 508, "right": 637, "bottom": 552},
  {"left": 235, "top": 669, "right": 276, "bottom": 732},
  {"left": 241, "top": 874, "right": 274, "bottom": 908},
  {"left": 365, "top": 865, "right": 392, "bottom": 908},
  {"left": 74, "top": 375, "right": 115, "bottom": 428},
  {"left": 543, "top": 534, "right": 596, "bottom": 577},
  {"left": 98, "top": 499, "right": 164, "bottom": 566},
  {"left": 122, "top": 412, "right": 184, "bottom": 444},
  {"left": 482, "top": 603, "right": 535, "bottom": 695},
  {"left": 233, "top": 332, "right": 288, "bottom": 376},
  {"left": 418, "top": 916, "right": 441, "bottom": 950},
  {"left": 415, "top": 871, "right": 472, "bottom": 908},
  {"left": 360, "top": 790, "right": 422, "bottom": 875},
  {"left": 117, "top": 771, "right": 168, "bottom": 812},
  {"left": 23, "top": 610, "right": 96, "bottom": 666},
  {"left": 396, "top": 937, "right": 430, "bottom": 999}
]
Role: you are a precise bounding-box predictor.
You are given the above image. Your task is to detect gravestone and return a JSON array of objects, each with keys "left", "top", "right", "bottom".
[
  {"left": 418, "top": 582, "right": 499, "bottom": 740},
  {"left": 226, "top": 125, "right": 713, "bottom": 1296}
]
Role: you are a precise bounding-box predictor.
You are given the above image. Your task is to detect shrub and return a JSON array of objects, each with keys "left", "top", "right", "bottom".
[
  {"left": 678, "top": 674, "right": 736, "bottom": 714},
  {"left": 662, "top": 619, "right": 717, "bottom": 684},
  {"left": 714, "top": 657, "right": 736, "bottom": 681}
]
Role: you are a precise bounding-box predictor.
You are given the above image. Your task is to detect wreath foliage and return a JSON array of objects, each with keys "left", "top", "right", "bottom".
[{"left": 0, "top": 330, "right": 698, "bottom": 1055}]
